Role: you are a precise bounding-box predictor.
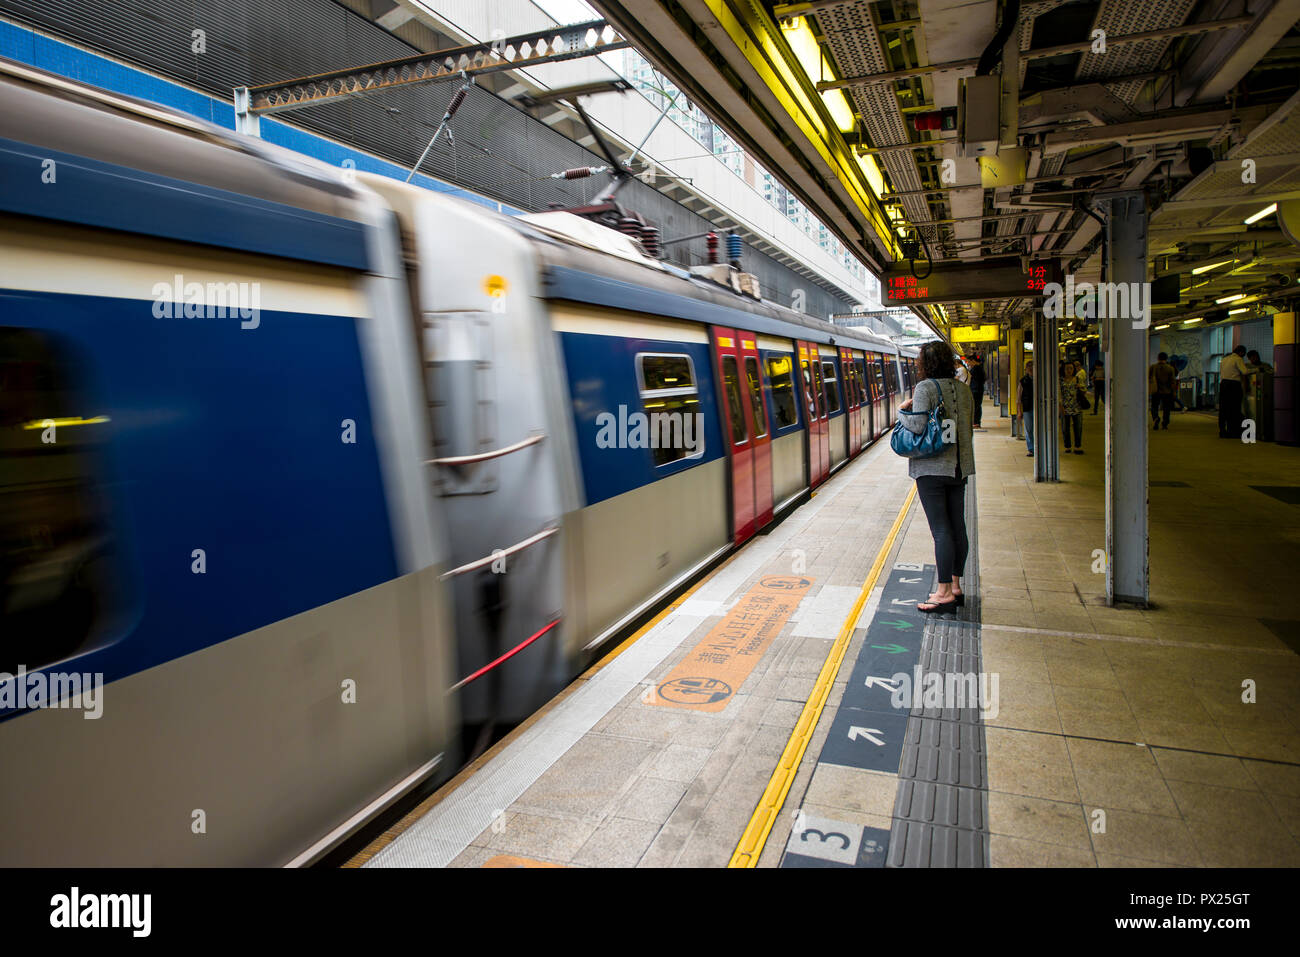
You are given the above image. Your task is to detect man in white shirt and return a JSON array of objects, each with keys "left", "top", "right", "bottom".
[{"left": 1219, "top": 345, "right": 1250, "bottom": 439}]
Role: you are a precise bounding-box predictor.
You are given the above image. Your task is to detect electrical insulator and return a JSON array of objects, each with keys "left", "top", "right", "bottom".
[
  {"left": 727, "top": 232, "right": 742, "bottom": 266},
  {"left": 445, "top": 86, "right": 469, "bottom": 118},
  {"left": 640, "top": 225, "right": 662, "bottom": 258},
  {"left": 706, "top": 231, "right": 719, "bottom": 264},
  {"left": 618, "top": 216, "right": 643, "bottom": 242}
]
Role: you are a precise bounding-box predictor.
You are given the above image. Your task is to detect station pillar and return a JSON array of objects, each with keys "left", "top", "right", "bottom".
[
  {"left": 1275, "top": 312, "right": 1297, "bottom": 446},
  {"left": 1007, "top": 329, "right": 1024, "bottom": 438},
  {"left": 1103, "top": 192, "right": 1149, "bottom": 606},
  {"left": 1032, "top": 310, "right": 1059, "bottom": 481},
  {"left": 998, "top": 342, "right": 1009, "bottom": 417}
]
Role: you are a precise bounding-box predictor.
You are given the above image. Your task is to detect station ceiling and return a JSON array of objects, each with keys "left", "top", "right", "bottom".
[{"left": 588, "top": 0, "right": 1300, "bottom": 342}]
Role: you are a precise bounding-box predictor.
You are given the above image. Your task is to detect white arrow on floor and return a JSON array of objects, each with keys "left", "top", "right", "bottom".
[
  {"left": 863, "top": 676, "right": 900, "bottom": 690},
  {"left": 848, "top": 726, "right": 884, "bottom": 745}
]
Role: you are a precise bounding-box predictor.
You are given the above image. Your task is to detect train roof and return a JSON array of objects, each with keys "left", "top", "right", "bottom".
[{"left": 503, "top": 210, "right": 907, "bottom": 357}]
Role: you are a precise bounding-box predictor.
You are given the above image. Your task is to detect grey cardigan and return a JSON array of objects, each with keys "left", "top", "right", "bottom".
[{"left": 900, "top": 377, "right": 976, "bottom": 480}]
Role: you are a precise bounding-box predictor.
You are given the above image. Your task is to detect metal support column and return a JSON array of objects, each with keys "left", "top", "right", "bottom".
[
  {"left": 233, "top": 87, "right": 259, "bottom": 137},
  {"left": 1008, "top": 329, "right": 1024, "bottom": 438},
  {"left": 1103, "top": 192, "right": 1149, "bottom": 606},
  {"left": 1033, "top": 311, "right": 1059, "bottom": 481},
  {"left": 997, "top": 343, "right": 1009, "bottom": 417}
]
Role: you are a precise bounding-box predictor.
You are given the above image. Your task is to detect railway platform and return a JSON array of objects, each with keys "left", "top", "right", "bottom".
[{"left": 348, "top": 399, "right": 1300, "bottom": 869}]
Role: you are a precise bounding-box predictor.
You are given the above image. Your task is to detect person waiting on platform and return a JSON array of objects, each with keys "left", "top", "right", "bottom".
[
  {"left": 968, "top": 353, "right": 987, "bottom": 430},
  {"left": 1247, "top": 350, "right": 1274, "bottom": 375},
  {"left": 1018, "top": 360, "right": 1035, "bottom": 457},
  {"left": 897, "top": 341, "right": 975, "bottom": 615},
  {"left": 1089, "top": 360, "right": 1104, "bottom": 414},
  {"left": 1149, "top": 352, "right": 1177, "bottom": 430},
  {"left": 1219, "top": 345, "right": 1250, "bottom": 439},
  {"left": 1060, "top": 360, "right": 1083, "bottom": 454},
  {"left": 955, "top": 354, "right": 970, "bottom": 385}
]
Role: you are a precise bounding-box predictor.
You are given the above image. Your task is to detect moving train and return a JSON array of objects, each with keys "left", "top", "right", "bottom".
[{"left": 0, "top": 58, "right": 917, "bottom": 865}]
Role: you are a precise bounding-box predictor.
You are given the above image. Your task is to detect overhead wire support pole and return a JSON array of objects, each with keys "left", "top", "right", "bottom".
[
  {"left": 623, "top": 87, "right": 682, "bottom": 171},
  {"left": 406, "top": 74, "right": 472, "bottom": 183}
]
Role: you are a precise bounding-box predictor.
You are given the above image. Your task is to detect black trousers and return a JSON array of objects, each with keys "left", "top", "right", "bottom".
[
  {"left": 916, "top": 475, "right": 969, "bottom": 584},
  {"left": 1150, "top": 393, "right": 1174, "bottom": 427},
  {"left": 971, "top": 386, "right": 984, "bottom": 426},
  {"left": 1060, "top": 412, "right": 1082, "bottom": 448},
  {"left": 1219, "top": 380, "right": 1243, "bottom": 437}
]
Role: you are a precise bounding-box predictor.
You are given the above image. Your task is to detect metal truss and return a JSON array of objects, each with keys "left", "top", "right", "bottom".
[{"left": 233, "top": 19, "right": 628, "bottom": 134}]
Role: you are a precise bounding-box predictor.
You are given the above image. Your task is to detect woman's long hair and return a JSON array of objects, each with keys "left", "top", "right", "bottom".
[{"left": 918, "top": 341, "right": 956, "bottom": 380}]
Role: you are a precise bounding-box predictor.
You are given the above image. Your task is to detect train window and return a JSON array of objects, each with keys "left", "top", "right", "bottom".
[
  {"left": 744, "top": 357, "right": 768, "bottom": 438},
  {"left": 721, "top": 355, "right": 748, "bottom": 445},
  {"left": 811, "top": 360, "right": 828, "bottom": 419},
  {"left": 820, "top": 360, "right": 841, "bottom": 414},
  {"left": 800, "top": 357, "right": 818, "bottom": 418},
  {"left": 636, "top": 353, "right": 704, "bottom": 467},
  {"left": 1, "top": 326, "right": 119, "bottom": 674},
  {"left": 856, "top": 358, "right": 868, "bottom": 400},
  {"left": 873, "top": 356, "right": 886, "bottom": 398},
  {"left": 764, "top": 355, "right": 798, "bottom": 429}
]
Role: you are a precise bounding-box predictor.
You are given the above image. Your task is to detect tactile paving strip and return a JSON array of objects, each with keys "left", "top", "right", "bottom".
[{"left": 887, "top": 479, "right": 990, "bottom": 867}]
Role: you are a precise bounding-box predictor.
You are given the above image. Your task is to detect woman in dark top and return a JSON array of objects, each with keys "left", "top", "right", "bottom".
[{"left": 898, "top": 341, "right": 975, "bottom": 614}]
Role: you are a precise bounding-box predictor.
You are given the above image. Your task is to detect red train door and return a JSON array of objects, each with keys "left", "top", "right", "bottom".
[
  {"left": 840, "top": 346, "right": 861, "bottom": 456},
  {"left": 739, "top": 333, "right": 774, "bottom": 530},
  {"left": 798, "top": 341, "right": 827, "bottom": 488},
  {"left": 855, "top": 355, "right": 871, "bottom": 441},
  {"left": 713, "top": 327, "right": 756, "bottom": 543}
]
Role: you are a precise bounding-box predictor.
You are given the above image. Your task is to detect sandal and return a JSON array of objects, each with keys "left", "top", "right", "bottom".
[{"left": 918, "top": 598, "right": 959, "bottom": 614}]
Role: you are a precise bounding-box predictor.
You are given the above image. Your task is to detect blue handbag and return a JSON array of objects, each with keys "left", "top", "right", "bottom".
[{"left": 890, "top": 380, "right": 949, "bottom": 458}]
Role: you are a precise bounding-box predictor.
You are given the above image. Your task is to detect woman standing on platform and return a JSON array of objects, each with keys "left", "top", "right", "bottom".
[
  {"left": 897, "top": 341, "right": 975, "bottom": 614},
  {"left": 1060, "top": 360, "right": 1083, "bottom": 453},
  {"left": 1090, "top": 360, "right": 1105, "bottom": 414}
]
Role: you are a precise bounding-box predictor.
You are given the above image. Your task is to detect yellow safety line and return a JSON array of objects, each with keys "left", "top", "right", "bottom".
[{"left": 727, "top": 485, "right": 917, "bottom": 868}]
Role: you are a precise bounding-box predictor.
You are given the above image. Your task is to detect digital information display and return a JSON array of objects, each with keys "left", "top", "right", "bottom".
[
  {"left": 883, "top": 257, "right": 1061, "bottom": 306},
  {"left": 951, "top": 324, "right": 1000, "bottom": 343}
]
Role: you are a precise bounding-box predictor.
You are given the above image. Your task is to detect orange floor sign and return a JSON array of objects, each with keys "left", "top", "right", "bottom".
[{"left": 651, "top": 575, "right": 813, "bottom": 712}]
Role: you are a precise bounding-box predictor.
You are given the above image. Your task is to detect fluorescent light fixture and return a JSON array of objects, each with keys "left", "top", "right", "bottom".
[
  {"left": 1155, "top": 324, "right": 1171, "bottom": 330},
  {"left": 1244, "top": 203, "right": 1278, "bottom": 225},
  {"left": 1215, "top": 294, "right": 1245, "bottom": 304},
  {"left": 1183, "top": 317, "right": 1203, "bottom": 324},
  {"left": 1228, "top": 307, "right": 1248, "bottom": 315},
  {"left": 1192, "top": 259, "right": 1233, "bottom": 275}
]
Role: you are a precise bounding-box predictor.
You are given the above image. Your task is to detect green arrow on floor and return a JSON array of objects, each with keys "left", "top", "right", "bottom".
[
  {"left": 869, "top": 642, "right": 909, "bottom": 653},
  {"left": 877, "top": 620, "right": 914, "bottom": 631}
]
